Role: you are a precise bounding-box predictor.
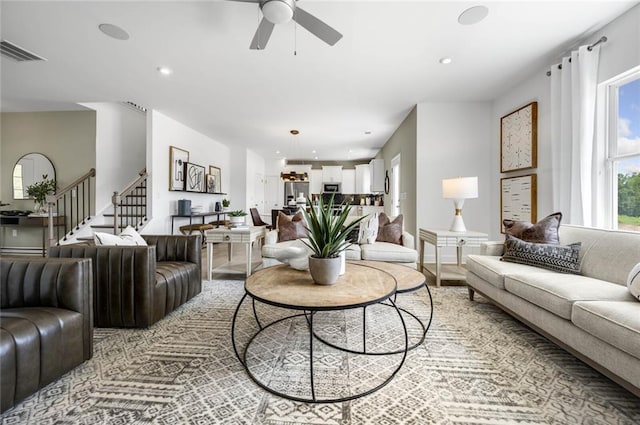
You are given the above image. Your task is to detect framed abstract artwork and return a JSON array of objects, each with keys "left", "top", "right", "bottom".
[
  {"left": 184, "top": 162, "right": 205, "bottom": 192},
  {"left": 169, "top": 146, "right": 189, "bottom": 191},
  {"left": 209, "top": 165, "right": 221, "bottom": 193},
  {"left": 500, "top": 102, "right": 538, "bottom": 173},
  {"left": 500, "top": 174, "right": 537, "bottom": 233}
]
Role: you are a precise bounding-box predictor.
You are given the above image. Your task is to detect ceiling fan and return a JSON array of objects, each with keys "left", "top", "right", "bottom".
[{"left": 228, "top": 0, "right": 342, "bottom": 50}]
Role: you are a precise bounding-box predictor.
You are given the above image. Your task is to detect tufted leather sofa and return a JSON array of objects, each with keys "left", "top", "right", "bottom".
[
  {"left": 1, "top": 257, "right": 93, "bottom": 413},
  {"left": 48, "top": 234, "right": 201, "bottom": 328}
]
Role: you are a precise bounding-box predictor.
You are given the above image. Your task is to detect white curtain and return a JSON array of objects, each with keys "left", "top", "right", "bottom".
[{"left": 550, "top": 45, "right": 600, "bottom": 226}]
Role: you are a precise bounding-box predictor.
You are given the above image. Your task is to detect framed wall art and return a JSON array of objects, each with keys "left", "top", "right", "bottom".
[
  {"left": 501, "top": 174, "right": 537, "bottom": 233},
  {"left": 208, "top": 165, "right": 221, "bottom": 193},
  {"left": 500, "top": 101, "right": 537, "bottom": 173},
  {"left": 169, "top": 146, "right": 189, "bottom": 191},
  {"left": 184, "top": 162, "right": 205, "bottom": 192}
]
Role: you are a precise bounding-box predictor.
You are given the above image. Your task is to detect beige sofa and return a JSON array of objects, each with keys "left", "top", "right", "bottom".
[
  {"left": 261, "top": 222, "right": 418, "bottom": 268},
  {"left": 465, "top": 225, "right": 640, "bottom": 397}
]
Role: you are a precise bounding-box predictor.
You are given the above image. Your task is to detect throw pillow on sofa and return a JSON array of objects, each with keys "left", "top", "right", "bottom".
[
  {"left": 501, "top": 234, "right": 581, "bottom": 274},
  {"left": 376, "top": 213, "right": 403, "bottom": 245},
  {"left": 628, "top": 263, "right": 640, "bottom": 301},
  {"left": 277, "top": 211, "right": 308, "bottom": 242},
  {"left": 94, "top": 225, "right": 147, "bottom": 246},
  {"left": 358, "top": 213, "right": 379, "bottom": 244},
  {"left": 503, "top": 212, "right": 562, "bottom": 244}
]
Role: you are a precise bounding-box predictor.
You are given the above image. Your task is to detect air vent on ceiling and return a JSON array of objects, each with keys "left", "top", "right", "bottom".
[
  {"left": 0, "top": 40, "right": 46, "bottom": 62},
  {"left": 123, "top": 101, "right": 148, "bottom": 113}
]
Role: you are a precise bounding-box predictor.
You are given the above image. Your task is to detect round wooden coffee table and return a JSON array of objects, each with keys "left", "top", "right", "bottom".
[{"left": 231, "top": 262, "right": 409, "bottom": 403}]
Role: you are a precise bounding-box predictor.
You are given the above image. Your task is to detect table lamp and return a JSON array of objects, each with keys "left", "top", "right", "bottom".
[{"left": 442, "top": 176, "right": 478, "bottom": 232}]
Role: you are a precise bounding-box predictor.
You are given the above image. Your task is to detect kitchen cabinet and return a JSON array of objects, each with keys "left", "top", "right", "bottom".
[
  {"left": 342, "top": 169, "right": 355, "bottom": 194},
  {"left": 309, "top": 169, "right": 323, "bottom": 194},
  {"left": 322, "top": 165, "right": 343, "bottom": 183},
  {"left": 355, "top": 206, "right": 384, "bottom": 217},
  {"left": 369, "top": 159, "right": 385, "bottom": 193},
  {"left": 355, "top": 164, "right": 371, "bottom": 194}
]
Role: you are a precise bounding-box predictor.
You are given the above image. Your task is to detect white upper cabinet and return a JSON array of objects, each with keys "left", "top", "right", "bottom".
[
  {"left": 342, "top": 169, "right": 355, "bottom": 194},
  {"left": 355, "top": 164, "right": 371, "bottom": 194},
  {"left": 322, "top": 166, "right": 343, "bottom": 182},
  {"left": 309, "top": 169, "right": 323, "bottom": 194},
  {"left": 369, "top": 159, "right": 385, "bottom": 193}
]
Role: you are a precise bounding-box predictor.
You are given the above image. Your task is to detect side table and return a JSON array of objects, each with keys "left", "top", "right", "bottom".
[
  {"left": 205, "top": 226, "right": 266, "bottom": 280},
  {"left": 419, "top": 228, "right": 488, "bottom": 287}
]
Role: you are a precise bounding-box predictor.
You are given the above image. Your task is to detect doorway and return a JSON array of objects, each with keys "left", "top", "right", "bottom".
[{"left": 391, "top": 154, "right": 401, "bottom": 216}]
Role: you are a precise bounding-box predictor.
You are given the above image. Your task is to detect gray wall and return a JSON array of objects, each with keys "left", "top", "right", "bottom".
[
  {"left": 377, "top": 107, "right": 417, "bottom": 237},
  {"left": 1, "top": 111, "right": 96, "bottom": 249}
]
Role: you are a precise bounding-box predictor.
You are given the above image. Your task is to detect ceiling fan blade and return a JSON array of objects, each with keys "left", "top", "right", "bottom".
[
  {"left": 250, "top": 17, "right": 275, "bottom": 50},
  {"left": 292, "top": 7, "right": 342, "bottom": 46},
  {"left": 226, "top": 0, "right": 260, "bottom": 3}
]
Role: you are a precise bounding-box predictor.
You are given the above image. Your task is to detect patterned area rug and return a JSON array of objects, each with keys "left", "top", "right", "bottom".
[{"left": 2, "top": 279, "right": 639, "bottom": 424}]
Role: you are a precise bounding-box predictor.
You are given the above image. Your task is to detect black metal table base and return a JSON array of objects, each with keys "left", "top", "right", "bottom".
[{"left": 231, "top": 294, "right": 409, "bottom": 403}]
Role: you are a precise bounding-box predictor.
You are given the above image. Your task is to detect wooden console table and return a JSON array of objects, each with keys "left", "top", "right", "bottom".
[{"left": 0, "top": 214, "right": 66, "bottom": 256}]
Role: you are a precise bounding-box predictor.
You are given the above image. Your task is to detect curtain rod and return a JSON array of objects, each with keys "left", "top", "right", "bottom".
[{"left": 545, "top": 36, "right": 607, "bottom": 76}]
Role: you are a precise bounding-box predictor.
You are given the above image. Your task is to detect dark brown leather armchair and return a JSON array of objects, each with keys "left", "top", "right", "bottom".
[
  {"left": 250, "top": 208, "right": 272, "bottom": 230},
  {"left": 1, "top": 257, "right": 93, "bottom": 413},
  {"left": 48, "top": 234, "right": 201, "bottom": 328}
]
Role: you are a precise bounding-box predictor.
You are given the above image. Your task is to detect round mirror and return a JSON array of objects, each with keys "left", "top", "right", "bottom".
[{"left": 13, "top": 153, "right": 56, "bottom": 200}]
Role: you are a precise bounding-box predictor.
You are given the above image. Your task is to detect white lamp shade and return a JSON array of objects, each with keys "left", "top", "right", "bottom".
[
  {"left": 262, "top": 0, "right": 294, "bottom": 24},
  {"left": 442, "top": 176, "right": 478, "bottom": 200}
]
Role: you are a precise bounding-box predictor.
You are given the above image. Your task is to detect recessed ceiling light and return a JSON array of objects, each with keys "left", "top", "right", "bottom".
[
  {"left": 276, "top": 150, "right": 280, "bottom": 154},
  {"left": 311, "top": 150, "right": 316, "bottom": 154},
  {"left": 439, "top": 57, "right": 452, "bottom": 65},
  {"left": 98, "top": 23, "right": 129, "bottom": 40},
  {"left": 157, "top": 66, "right": 172, "bottom": 75},
  {"left": 314, "top": 156, "right": 318, "bottom": 160},
  {"left": 458, "top": 5, "right": 489, "bottom": 26}
]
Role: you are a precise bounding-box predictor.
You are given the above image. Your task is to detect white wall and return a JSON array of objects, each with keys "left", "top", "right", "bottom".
[
  {"left": 416, "top": 102, "right": 492, "bottom": 262},
  {"left": 145, "top": 110, "right": 230, "bottom": 234},
  {"left": 490, "top": 3, "right": 640, "bottom": 237},
  {"left": 80, "top": 102, "right": 146, "bottom": 211},
  {"left": 246, "top": 148, "right": 266, "bottom": 213}
]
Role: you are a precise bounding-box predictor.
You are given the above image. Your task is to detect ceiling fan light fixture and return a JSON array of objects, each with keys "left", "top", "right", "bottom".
[{"left": 261, "top": 0, "right": 295, "bottom": 25}]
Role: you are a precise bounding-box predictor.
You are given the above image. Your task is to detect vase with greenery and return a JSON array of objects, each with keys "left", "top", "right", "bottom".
[
  {"left": 222, "top": 199, "right": 230, "bottom": 209},
  {"left": 26, "top": 175, "right": 56, "bottom": 214},
  {"left": 302, "top": 194, "right": 366, "bottom": 285},
  {"left": 228, "top": 209, "right": 247, "bottom": 227}
]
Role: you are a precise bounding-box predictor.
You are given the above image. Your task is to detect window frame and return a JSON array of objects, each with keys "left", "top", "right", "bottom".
[{"left": 604, "top": 67, "right": 640, "bottom": 230}]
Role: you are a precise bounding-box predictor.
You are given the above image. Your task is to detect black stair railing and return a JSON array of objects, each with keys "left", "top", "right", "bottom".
[
  {"left": 47, "top": 168, "right": 96, "bottom": 247},
  {"left": 112, "top": 168, "right": 148, "bottom": 233}
]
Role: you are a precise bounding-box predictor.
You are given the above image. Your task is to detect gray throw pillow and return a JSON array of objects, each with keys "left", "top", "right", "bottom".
[
  {"left": 501, "top": 234, "right": 581, "bottom": 274},
  {"left": 503, "top": 212, "right": 562, "bottom": 244}
]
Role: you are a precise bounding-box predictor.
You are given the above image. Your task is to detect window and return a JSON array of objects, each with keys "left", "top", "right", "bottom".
[{"left": 607, "top": 70, "right": 640, "bottom": 231}]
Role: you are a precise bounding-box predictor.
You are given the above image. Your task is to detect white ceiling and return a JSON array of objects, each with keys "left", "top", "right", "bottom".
[{"left": 1, "top": 1, "right": 636, "bottom": 161}]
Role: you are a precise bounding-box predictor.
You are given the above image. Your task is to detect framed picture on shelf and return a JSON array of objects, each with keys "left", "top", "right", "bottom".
[
  {"left": 209, "top": 165, "right": 221, "bottom": 193},
  {"left": 500, "top": 101, "right": 537, "bottom": 173},
  {"left": 501, "top": 174, "right": 537, "bottom": 233},
  {"left": 206, "top": 174, "right": 216, "bottom": 194},
  {"left": 169, "top": 146, "right": 189, "bottom": 190},
  {"left": 184, "top": 162, "right": 205, "bottom": 192}
]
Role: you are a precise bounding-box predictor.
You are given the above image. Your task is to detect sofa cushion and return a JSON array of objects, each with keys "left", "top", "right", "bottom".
[
  {"left": 376, "top": 213, "right": 403, "bottom": 245},
  {"left": 572, "top": 301, "right": 640, "bottom": 360},
  {"left": 277, "top": 212, "right": 307, "bottom": 242},
  {"left": 504, "top": 212, "right": 562, "bottom": 244},
  {"left": 94, "top": 226, "right": 147, "bottom": 246},
  {"left": 502, "top": 235, "right": 581, "bottom": 274},
  {"left": 345, "top": 243, "right": 361, "bottom": 261},
  {"left": 627, "top": 262, "right": 640, "bottom": 301},
  {"left": 504, "top": 273, "right": 634, "bottom": 320},
  {"left": 262, "top": 238, "right": 309, "bottom": 258},
  {"left": 466, "top": 254, "right": 554, "bottom": 290},
  {"left": 361, "top": 241, "right": 417, "bottom": 263}
]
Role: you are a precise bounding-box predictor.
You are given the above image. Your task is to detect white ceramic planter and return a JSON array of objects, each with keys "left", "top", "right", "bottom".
[
  {"left": 229, "top": 216, "right": 246, "bottom": 226},
  {"left": 308, "top": 256, "right": 342, "bottom": 285}
]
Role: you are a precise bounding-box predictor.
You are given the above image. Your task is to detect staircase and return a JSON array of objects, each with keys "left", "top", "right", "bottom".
[
  {"left": 90, "top": 169, "right": 148, "bottom": 235},
  {"left": 46, "top": 168, "right": 148, "bottom": 246}
]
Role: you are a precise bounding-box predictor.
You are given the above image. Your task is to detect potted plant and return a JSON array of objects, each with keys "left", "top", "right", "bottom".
[
  {"left": 26, "top": 175, "right": 56, "bottom": 214},
  {"left": 302, "top": 194, "right": 367, "bottom": 285},
  {"left": 222, "top": 198, "right": 230, "bottom": 211},
  {"left": 228, "top": 209, "right": 247, "bottom": 227}
]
